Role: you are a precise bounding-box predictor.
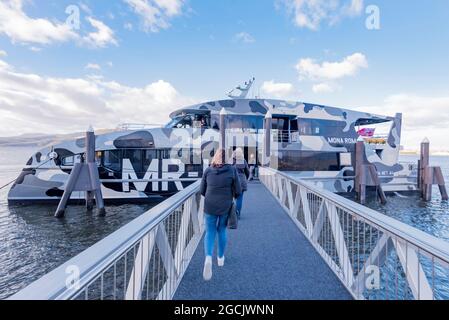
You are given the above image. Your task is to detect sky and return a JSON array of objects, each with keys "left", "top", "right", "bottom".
[{"left": 0, "top": 0, "right": 448, "bottom": 151}]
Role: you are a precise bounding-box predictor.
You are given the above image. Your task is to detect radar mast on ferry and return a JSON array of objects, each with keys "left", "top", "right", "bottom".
[{"left": 226, "top": 77, "right": 255, "bottom": 99}]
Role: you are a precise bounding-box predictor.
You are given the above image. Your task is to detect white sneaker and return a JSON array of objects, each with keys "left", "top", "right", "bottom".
[
  {"left": 203, "top": 256, "right": 212, "bottom": 281},
  {"left": 218, "top": 256, "right": 225, "bottom": 267}
]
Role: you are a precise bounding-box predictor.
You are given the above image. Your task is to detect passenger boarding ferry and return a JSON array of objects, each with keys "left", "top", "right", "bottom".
[{"left": 7, "top": 80, "right": 416, "bottom": 203}]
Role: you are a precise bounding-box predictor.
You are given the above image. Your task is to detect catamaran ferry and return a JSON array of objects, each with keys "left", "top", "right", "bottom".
[{"left": 7, "top": 80, "right": 416, "bottom": 203}]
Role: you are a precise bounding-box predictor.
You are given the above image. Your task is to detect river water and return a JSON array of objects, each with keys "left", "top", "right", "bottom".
[
  {"left": 0, "top": 147, "right": 448, "bottom": 299},
  {"left": 0, "top": 146, "right": 156, "bottom": 299}
]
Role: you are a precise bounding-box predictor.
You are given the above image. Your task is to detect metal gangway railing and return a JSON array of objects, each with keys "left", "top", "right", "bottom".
[
  {"left": 11, "top": 181, "right": 204, "bottom": 300},
  {"left": 11, "top": 167, "right": 449, "bottom": 300},
  {"left": 259, "top": 167, "right": 449, "bottom": 300}
]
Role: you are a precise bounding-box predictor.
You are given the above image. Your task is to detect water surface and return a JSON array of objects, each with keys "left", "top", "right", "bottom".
[{"left": 0, "top": 146, "right": 156, "bottom": 299}]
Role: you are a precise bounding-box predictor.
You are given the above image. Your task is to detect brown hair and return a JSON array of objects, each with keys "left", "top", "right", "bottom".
[{"left": 211, "top": 149, "right": 225, "bottom": 168}]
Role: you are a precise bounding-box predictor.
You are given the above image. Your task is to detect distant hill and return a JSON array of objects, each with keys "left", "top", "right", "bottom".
[{"left": 0, "top": 129, "right": 115, "bottom": 148}]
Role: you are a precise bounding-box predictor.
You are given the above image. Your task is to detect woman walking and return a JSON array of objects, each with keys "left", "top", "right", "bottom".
[
  {"left": 232, "top": 148, "right": 250, "bottom": 219},
  {"left": 200, "top": 149, "right": 242, "bottom": 281}
]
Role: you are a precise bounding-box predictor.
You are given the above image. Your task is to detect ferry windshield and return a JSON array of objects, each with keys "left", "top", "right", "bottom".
[
  {"left": 165, "top": 116, "right": 185, "bottom": 128},
  {"left": 165, "top": 113, "right": 210, "bottom": 129}
]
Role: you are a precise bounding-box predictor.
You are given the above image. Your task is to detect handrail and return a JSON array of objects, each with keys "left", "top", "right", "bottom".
[
  {"left": 269, "top": 168, "right": 449, "bottom": 263},
  {"left": 260, "top": 167, "right": 449, "bottom": 300},
  {"left": 11, "top": 180, "right": 203, "bottom": 300}
]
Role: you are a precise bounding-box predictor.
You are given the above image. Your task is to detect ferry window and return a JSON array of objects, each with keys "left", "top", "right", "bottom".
[
  {"left": 279, "top": 151, "right": 340, "bottom": 171},
  {"left": 62, "top": 156, "right": 74, "bottom": 166},
  {"left": 244, "top": 116, "right": 263, "bottom": 130},
  {"left": 227, "top": 115, "right": 263, "bottom": 130},
  {"left": 272, "top": 117, "right": 290, "bottom": 131},
  {"left": 165, "top": 116, "right": 183, "bottom": 128},
  {"left": 124, "top": 149, "right": 142, "bottom": 163},
  {"left": 124, "top": 149, "right": 143, "bottom": 173},
  {"left": 193, "top": 114, "right": 210, "bottom": 128},
  {"left": 298, "top": 119, "right": 345, "bottom": 136},
  {"left": 172, "top": 148, "right": 192, "bottom": 164},
  {"left": 176, "top": 115, "right": 193, "bottom": 128},
  {"left": 144, "top": 150, "right": 157, "bottom": 167},
  {"left": 227, "top": 115, "right": 243, "bottom": 129},
  {"left": 290, "top": 119, "right": 298, "bottom": 132},
  {"left": 103, "top": 150, "right": 121, "bottom": 171},
  {"left": 160, "top": 149, "right": 170, "bottom": 159},
  {"left": 298, "top": 119, "right": 312, "bottom": 135}
]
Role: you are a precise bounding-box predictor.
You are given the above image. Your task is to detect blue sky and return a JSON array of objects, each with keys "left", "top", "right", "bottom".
[{"left": 1, "top": 0, "right": 449, "bottom": 150}]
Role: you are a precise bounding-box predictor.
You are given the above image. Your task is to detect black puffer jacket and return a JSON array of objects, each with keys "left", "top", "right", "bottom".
[
  {"left": 233, "top": 159, "right": 250, "bottom": 192},
  {"left": 200, "top": 164, "right": 242, "bottom": 216}
]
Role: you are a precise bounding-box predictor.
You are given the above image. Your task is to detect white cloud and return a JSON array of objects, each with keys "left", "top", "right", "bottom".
[
  {"left": 343, "top": 0, "right": 364, "bottom": 16},
  {"left": 124, "top": 0, "right": 185, "bottom": 33},
  {"left": 29, "top": 47, "right": 42, "bottom": 52},
  {"left": 79, "top": 3, "right": 93, "bottom": 15},
  {"left": 358, "top": 94, "right": 449, "bottom": 150},
  {"left": 124, "top": 22, "right": 134, "bottom": 31},
  {"left": 0, "top": 50, "right": 7, "bottom": 57},
  {"left": 296, "top": 53, "right": 368, "bottom": 81},
  {"left": 0, "top": 1, "right": 117, "bottom": 49},
  {"left": 0, "top": 0, "right": 77, "bottom": 45},
  {"left": 277, "top": 0, "right": 364, "bottom": 30},
  {"left": 85, "top": 63, "right": 101, "bottom": 71},
  {"left": 234, "top": 32, "right": 255, "bottom": 44},
  {"left": 312, "top": 83, "right": 336, "bottom": 93},
  {"left": 0, "top": 58, "right": 195, "bottom": 136},
  {"left": 83, "top": 17, "right": 118, "bottom": 48},
  {"left": 260, "top": 80, "right": 295, "bottom": 99}
]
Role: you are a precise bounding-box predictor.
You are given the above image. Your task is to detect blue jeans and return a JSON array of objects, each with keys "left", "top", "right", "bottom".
[
  {"left": 204, "top": 214, "right": 228, "bottom": 258},
  {"left": 236, "top": 193, "right": 244, "bottom": 218}
]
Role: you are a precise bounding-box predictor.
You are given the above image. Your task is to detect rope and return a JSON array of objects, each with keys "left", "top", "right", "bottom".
[
  {"left": 0, "top": 179, "right": 15, "bottom": 191},
  {"left": 0, "top": 158, "right": 53, "bottom": 191}
]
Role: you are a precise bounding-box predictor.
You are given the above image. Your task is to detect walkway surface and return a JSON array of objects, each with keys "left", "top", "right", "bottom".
[{"left": 174, "top": 181, "right": 353, "bottom": 300}]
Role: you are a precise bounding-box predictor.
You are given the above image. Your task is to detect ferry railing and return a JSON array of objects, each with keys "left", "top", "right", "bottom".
[
  {"left": 117, "top": 123, "right": 163, "bottom": 131},
  {"left": 272, "top": 130, "right": 296, "bottom": 143},
  {"left": 11, "top": 181, "right": 204, "bottom": 300},
  {"left": 259, "top": 167, "right": 449, "bottom": 300}
]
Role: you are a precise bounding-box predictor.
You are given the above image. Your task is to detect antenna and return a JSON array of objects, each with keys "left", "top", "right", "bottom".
[{"left": 227, "top": 77, "right": 256, "bottom": 99}]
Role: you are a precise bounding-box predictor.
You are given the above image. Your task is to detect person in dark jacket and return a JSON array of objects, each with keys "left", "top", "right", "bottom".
[
  {"left": 232, "top": 148, "right": 250, "bottom": 219},
  {"left": 200, "top": 149, "right": 242, "bottom": 281}
]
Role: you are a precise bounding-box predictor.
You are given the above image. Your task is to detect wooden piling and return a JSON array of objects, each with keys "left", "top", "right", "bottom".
[
  {"left": 355, "top": 137, "right": 386, "bottom": 204},
  {"left": 419, "top": 138, "right": 448, "bottom": 201},
  {"left": 420, "top": 138, "right": 430, "bottom": 198},
  {"left": 435, "top": 167, "right": 449, "bottom": 200},
  {"left": 355, "top": 137, "right": 364, "bottom": 201}
]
